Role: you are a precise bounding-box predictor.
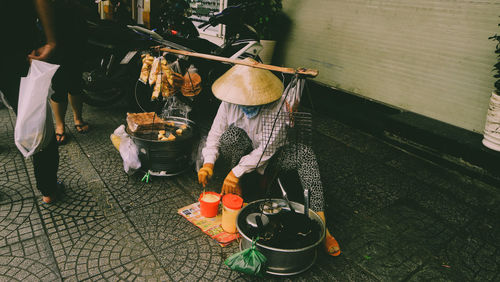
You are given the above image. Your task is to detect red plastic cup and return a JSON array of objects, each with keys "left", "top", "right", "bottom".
[{"left": 199, "top": 191, "right": 221, "bottom": 218}]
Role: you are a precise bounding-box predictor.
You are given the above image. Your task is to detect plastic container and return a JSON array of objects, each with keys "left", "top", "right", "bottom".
[
  {"left": 199, "top": 191, "right": 220, "bottom": 218},
  {"left": 221, "top": 194, "right": 244, "bottom": 233}
]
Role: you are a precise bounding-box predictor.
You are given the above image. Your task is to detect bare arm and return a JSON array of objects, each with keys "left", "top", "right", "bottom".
[{"left": 28, "top": 0, "right": 57, "bottom": 61}]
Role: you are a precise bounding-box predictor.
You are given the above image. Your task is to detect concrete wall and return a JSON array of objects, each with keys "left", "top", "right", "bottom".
[{"left": 280, "top": 0, "right": 500, "bottom": 132}]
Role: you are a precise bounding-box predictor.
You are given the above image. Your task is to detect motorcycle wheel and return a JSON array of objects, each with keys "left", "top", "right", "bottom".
[
  {"left": 82, "top": 87, "right": 126, "bottom": 107},
  {"left": 81, "top": 62, "right": 137, "bottom": 108}
]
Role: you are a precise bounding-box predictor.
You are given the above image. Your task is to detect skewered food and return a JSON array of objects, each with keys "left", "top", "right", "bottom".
[
  {"left": 151, "top": 73, "right": 162, "bottom": 100},
  {"left": 148, "top": 57, "right": 160, "bottom": 85},
  {"left": 139, "top": 54, "right": 154, "bottom": 83},
  {"left": 161, "top": 71, "right": 184, "bottom": 98}
]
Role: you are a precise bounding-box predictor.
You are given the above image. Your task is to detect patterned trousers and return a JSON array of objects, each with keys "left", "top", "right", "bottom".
[{"left": 218, "top": 125, "right": 325, "bottom": 211}]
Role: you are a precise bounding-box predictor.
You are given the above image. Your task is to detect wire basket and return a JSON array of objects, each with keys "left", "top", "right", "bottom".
[{"left": 260, "top": 111, "right": 312, "bottom": 162}]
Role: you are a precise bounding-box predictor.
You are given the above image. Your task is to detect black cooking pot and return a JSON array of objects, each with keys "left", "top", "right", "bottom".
[
  {"left": 127, "top": 116, "right": 198, "bottom": 176},
  {"left": 237, "top": 199, "right": 326, "bottom": 276}
]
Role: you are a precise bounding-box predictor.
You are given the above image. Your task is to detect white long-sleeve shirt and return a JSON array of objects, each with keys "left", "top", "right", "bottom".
[{"left": 202, "top": 98, "right": 285, "bottom": 178}]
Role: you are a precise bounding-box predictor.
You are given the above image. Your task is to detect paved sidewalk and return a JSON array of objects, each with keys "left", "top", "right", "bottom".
[{"left": 0, "top": 103, "right": 498, "bottom": 281}]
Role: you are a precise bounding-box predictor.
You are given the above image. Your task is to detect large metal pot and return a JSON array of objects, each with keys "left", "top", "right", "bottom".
[
  {"left": 236, "top": 199, "right": 326, "bottom": 276},
  {"left": 127, "top": 116, "right": 198, "bottom": 176}
]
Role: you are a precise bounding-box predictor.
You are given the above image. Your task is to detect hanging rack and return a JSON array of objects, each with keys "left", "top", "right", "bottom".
[{"left": 155, "top": 47, "right": 319, "bottom": 78}]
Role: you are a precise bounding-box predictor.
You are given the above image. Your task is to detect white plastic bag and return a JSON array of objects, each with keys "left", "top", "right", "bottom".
[
  {"left": 111, "top": 125, "right": 141, "bottom": 175},
  {"left": 14, "top": 60, "right": 59, "bottom": 158}
]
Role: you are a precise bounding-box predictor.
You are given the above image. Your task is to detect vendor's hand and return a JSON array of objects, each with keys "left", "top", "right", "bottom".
[
  {"left": 198, "top": 163, "right": 214, "bottom": 187},
  {"left": 28, "top": 43, "right": 56, "bottom": 62},
  {"left": 222, "top": 170, "right": 241, "bottom": 196}
]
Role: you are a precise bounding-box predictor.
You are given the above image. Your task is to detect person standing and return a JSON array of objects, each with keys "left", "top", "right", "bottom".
[
  {"left": 50, "top": 0, "right": 90, "bottom": 145},
  {"left": 0, "top": 0, "right": 61, "bottom": 204}
]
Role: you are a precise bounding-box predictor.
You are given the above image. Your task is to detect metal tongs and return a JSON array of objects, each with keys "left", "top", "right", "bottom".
[
  {"left": 277, "top": 177, "right": 310, "bottom": 218},
  {"left": 277, "top": 177, "right": 312, "bottom": 237},
  {"left": 303, "top": 188, "right": 309, "bottom": 219},
  {"left": 277, "top": 178, "right": 296, "bottom": 214}
]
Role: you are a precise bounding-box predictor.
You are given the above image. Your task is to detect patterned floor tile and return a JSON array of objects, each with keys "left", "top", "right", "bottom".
[
  {"left": 329, "top": 176, "right": 396, "bottom": 216},
  {"left": 109, "top": 175, "right": 186, "bottom": 212},
  {"left": 463, "top": 215, "right": 500, "bottom": 248},
  {"left": 156, "top": 236, "right": 248, "bottom": 281},
  {"left": 45, "top": 213, "right": 154, "bottom": 281},
  {"left": 309, "top": 255, "right": 379, "bottom": 282},
  {"left": 36, "top": 138, "right": 121, "bottom": 218},
  {"left": 170, "top": 171, "right": 205, "bottom": 202},
  {"left": 384, "top": 152, "right": 451, "bottom": 187},
  {"left": 38, "top": 179, "right": 120, "bottom": 220},
  {"left": 437, "top": 233, "right": 499, "bottom": 281},
  {"left": 0, "top": 236, "right": 61, "bottom": 281},
  {"left": 0, "top": 149, "right": 29, "bottom": 177},
  {"left": 0, "top": 173, "right": 35, "bottom": 205},
  {"left": 0, "top": 197, "right": 43, "bottom": 248},
  {"left": 314, "top": 133, "right": 378, "bottom": 181},
  {"left": 409, "top": 183, "right": 478, "bottom": 228},
  {"left": 126, "top": 194, "right": 202, "bottom": 252},
  {"left": 88, "top": 255, "right": 170, "bottom": 281},
  {"left": 314, "top": 114, "right": 402, "bottom": 163},
  {"left": 0, "top": 108, "right": 30, "bottom": 175},
  {"left": 407, "top": 263, "right": 467, "bottom": 281},
  {"left": 340, "top": 204, "right": 457, "bottom": 281}
]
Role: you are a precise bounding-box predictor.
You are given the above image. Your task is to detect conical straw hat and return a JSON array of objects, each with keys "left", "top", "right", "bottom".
[{"left": 212, "top": 58, "right": 284, "bottom": 106}]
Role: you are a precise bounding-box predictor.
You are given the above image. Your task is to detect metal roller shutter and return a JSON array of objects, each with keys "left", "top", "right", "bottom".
[{"left": 281, "top": 0, "right": 500, "bottom": 132}]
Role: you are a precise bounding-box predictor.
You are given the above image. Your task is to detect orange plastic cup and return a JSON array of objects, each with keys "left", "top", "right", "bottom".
[{"left": 199, "top": 191, "right": 221, "bottom": 218}]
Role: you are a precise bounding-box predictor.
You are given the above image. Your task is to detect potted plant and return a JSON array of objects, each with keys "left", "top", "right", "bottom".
[
  {"left": 232, "top": 0, "right": 286, "bottom": 64},
  {"left": 482, "top": 21, "right": 500, "bottom": 151}
]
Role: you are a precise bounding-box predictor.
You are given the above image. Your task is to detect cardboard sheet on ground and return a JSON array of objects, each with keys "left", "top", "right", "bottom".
[{"left": 178, "top": 202, "right": 240, "bottom": 247}]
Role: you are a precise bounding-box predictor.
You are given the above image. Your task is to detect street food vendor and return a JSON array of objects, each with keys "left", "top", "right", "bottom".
[{"left": 197, "top": 59, "right": 341, "bottom": 256}]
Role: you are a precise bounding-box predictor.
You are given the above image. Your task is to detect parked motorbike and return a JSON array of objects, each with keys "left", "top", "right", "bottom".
[{"left": 82, "top": 2, "right": 262, "bottom": 111}]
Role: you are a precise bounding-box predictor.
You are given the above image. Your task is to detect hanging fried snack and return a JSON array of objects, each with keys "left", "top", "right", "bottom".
[
  {"left": 180, "top": 124, "right": 187, "bottom": 130},
  {"left": 139, "top": 54, "right": 154, "bottom": 83},
  {"left": 161, "top": 72, "right": 184, "bottom": 98},
  {"left": 160, "top": 72, "right": 173, "bottom": 97},
  {"left": 148, "top": 57, "right": 160, "bottom": 86},
  {"left": 175, "top": 128, "right": 183, "bottom": 135},
  {"left": 151, "top": 73, "right": 162, "bottom": 100},
  {"left": 181, "top": 72, "right": 202, "bottom": 97}
]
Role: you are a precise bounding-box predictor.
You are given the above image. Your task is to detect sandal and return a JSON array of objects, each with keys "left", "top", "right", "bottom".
[
  {"left": 74, "top": 122, "right": 89, "bottom": 134},
  {"left": 325, "top": 234, "right": 341, "bottom": 256},
  {"left": 55, "top": 132, "right": 67, "bottom": 145},
  {"left": 41, "top": 181, "right": 65, "bottom": 204}
]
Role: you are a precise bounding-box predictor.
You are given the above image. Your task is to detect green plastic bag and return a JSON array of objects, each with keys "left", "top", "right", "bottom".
[{"left": 225, "top": 238, "right": 267, "bottom": 276}]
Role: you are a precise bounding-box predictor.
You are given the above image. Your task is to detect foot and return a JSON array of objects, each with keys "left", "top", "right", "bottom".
[
  {"left": 55, "top": 132, "right": 67, "bottom": 145},
  {"left": 74, "top": 121, "right": 89, "bottom": 133},
  {"left": 41, "top": 181, "right": 65, "bottom": 204},
  {"left": 42, "top": 196, "right": 53, "bottom": 204},
  {"left": 324, "top": 234, "right": 341, "bottom": 256}
]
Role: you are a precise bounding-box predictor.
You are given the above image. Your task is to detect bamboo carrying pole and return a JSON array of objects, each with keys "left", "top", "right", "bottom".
[{"left": 158, "top": 47, "right": 319, "bottom": 78}]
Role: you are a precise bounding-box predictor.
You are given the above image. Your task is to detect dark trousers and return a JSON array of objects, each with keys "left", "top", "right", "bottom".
[{"left": 1, "top": 74, "right": 60, "bottom": 197}]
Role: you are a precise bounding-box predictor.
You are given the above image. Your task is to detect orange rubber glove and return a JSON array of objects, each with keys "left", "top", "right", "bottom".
[
  {"left": 198, "top": 163, "right": 214, "bottom": 187},
  {"left": 222, "top": 170, "right": 241, "bottom": 196}
]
